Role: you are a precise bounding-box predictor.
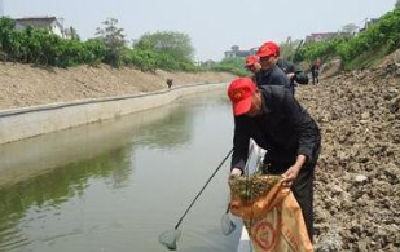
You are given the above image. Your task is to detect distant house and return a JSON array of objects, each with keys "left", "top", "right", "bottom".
[
  {"left": 14, "top": 17, "right": 64, "bottom": 37},
  {"left": 201, "top": 59, "right": 217, "bottom": 68},
  {"left": 305, "top": 32, "right": 352, "bottom": 43},
  {"left": 359, "top": 18, "right": 380, "bottom": 32},
  {"left": 224, "top": 45, "right": 258, "bottom": 58},
  {"left": 365, "top": 18, "right": 380, "bottom": 29}
]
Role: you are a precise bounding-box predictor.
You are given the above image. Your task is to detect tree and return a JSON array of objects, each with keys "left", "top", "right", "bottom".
[
  {"left": 396, "top": 0, "right": 400, "bottom": 9},
  {"left": 95, "top": 18, "right": 127, "bottom": 67},
  {"left": 68, "top": 27, "right": 80, "bottom": 41},
  {"left": 137, "top": 31, "right": 194, "bottom": 61},
  {"left": 280, "top": 36, "right": 303, "bottom": 61},
  {"left": 0, "top": 18, "right": 15, "bottom": 54},
  {"left": 342, "top": 23, "right": 359, "bottom": 34}
]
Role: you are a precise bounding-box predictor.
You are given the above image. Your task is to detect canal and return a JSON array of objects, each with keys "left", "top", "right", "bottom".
[{"left": 0, "top": 89, "right": 241, "bottom": 252}]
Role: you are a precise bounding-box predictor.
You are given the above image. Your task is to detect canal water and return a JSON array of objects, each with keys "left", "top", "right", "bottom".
[{"left": 0, "top": 89, "right": 241, "bottom": 252}]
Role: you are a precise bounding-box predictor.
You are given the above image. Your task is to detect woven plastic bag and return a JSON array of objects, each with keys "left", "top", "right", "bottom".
[{"left": 229, "top": 174, "right": 313, "bottom": 252}]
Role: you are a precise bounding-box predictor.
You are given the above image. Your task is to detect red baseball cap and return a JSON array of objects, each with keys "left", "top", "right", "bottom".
[
  {"left": 245, "top": 55, "right": 259, "bottom": 67},
  {"left": 227, "top": 78, "right": 256, "bottom": 116},
  {"left": 257, "top": 41, "right": 280, "bottom": 58}
]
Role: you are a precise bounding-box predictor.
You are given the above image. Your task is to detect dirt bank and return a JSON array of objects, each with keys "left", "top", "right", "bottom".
[{"left": 0, "top": 63, "right": 235, "bottom": 110}]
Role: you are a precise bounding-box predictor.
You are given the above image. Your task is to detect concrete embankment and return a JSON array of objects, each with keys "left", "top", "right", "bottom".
[{"left": 0, "top": 83, "right": 227, "bottom": 144}]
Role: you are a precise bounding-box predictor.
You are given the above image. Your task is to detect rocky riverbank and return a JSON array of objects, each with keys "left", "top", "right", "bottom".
[{"left": 296, "top": 66, "right": 400, "bottom": 251}]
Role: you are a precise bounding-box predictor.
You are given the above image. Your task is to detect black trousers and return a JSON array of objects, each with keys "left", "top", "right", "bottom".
[
  {"left": 312, "top": 73, "right": 318, "bottom": 84},
  {"left": 262, "top": 163, "right": 315, "bottom": 242}
]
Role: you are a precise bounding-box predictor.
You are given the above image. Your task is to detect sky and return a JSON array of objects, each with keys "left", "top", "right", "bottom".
[{"left": 3, "top": 0, "right": 397, "bottom": 61}]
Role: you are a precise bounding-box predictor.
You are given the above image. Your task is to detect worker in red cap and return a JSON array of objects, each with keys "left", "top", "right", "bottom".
[
  {"left": 245, "top": 55, "right": 261, "bottom": 73},
  {"left": 245, "top": 55, "right": 261, "bottom": 85},
  {"left": 254, "top": 41, "right": 292, "bottom": 92},
  {"left": 227, "top": 77, "right": 321, "bottom": 243}
]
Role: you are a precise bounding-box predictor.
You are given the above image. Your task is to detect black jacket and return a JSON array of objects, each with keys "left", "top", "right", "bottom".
[
  {"left": 254, "top": 65, "right": 290, "bottom": 88},
  {"left": 311, "top": 65, "right": 319, "bottom": 76},
  {"left": 277, "top": 58, "right": 299, "bottom": 74},
  {"left": 277, "top": 59, "right": 309, "bottom": 86},
  {"left": 231, "top": 85, "right": 321, "bottom": 172},
  {"left": 277, "top": 59, "right": 297, "bottom": 93}
]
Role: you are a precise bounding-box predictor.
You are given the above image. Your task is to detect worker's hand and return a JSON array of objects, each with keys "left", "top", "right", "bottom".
[
  {"left": 281, "top": 165, "right": 300, "bottom": 187},
  {"left": 231, "top": 168, "right": 242, "bottom": 176},
  {"left": 287, "top": 73, "right": 295, "bottom": 79}
]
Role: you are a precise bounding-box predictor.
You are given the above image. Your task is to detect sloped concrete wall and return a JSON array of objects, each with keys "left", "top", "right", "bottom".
[{"left": 0, "top": 83, "right": 227, "bottom": 144}]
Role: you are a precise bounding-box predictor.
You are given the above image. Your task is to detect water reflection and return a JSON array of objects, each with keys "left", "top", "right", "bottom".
[
  {"left": 0, "top": 97, "right": 196, "bottom": 250},
  {"left": 0, "top": 147, "right": 132, "bottom": 250},
  {"left": 0, "top": 90, "right": 238, "bottom": 252},
  {"left": 0, "top": 99, "right": 194, "bottom": 189},
  {"left": 136, "top": 105, "right": 193, "bottom": 150}
]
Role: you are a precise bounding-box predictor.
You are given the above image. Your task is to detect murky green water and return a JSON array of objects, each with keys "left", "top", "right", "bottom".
[{"left": 0, "top": 90, "right": 241, "bottom": 252}]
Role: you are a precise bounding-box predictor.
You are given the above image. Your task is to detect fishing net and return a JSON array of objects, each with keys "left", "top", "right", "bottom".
[
  {"left": 220, "top": 211, "right": 237, "bottom": 236},
  {"left": 158, "top": 230, "right": 181, "bottom": 251}
]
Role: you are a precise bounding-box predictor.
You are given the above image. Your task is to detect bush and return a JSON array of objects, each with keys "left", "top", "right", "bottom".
[{"left": 211, "top": 58, "right": 249, "bottom": 76}]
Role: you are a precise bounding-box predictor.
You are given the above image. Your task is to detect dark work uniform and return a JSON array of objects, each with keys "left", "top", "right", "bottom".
[
  {"left": 311, "top": 64, "right": 319, "bottom": 84},
  {"left": 277, "top": 58, "right": 309, "bottom": 93},
  {"left": 277, "top": 58, "right": 297, "bottom": 94},
  {"left": 231, "top": 85, "right": 321, "bottom": 242},
  {"left": 253, "top": 65, "right": 292, "bottom": 93}
]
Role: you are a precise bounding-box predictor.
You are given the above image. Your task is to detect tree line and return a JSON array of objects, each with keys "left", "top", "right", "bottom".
[{"left": 0, "top": 17, "right": 198, "bottom": 71}]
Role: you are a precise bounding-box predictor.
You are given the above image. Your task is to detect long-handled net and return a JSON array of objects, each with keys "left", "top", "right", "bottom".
[
  {"left": 159, "top": 149, "right": 233, "bottom": 250},
  {"left": 220, "top": 201, "right": 237, "bottom": 236}
]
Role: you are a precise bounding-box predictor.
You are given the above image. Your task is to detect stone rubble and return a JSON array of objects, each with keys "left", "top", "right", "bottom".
[{"left": 296, "top": 65, "right": 400, "bottom": 251}]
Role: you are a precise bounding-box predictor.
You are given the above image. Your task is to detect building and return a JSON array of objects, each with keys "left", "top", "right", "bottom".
[
  {"left": 359, "top": 18, "right": 380, "bottom": 32},
  {"left": 14, "top": 17, "right": 64, "bottom": 37},
  {"left": 305, "top": 32, "right": 352, "bottom": 43},
  {"left": 201, "top": 59, "right": 217, "bottom": 68},
  {"left": 224, "top": 45, "right": 258, "bottom": 59},
  {"left": 364, "top": 18, "right": 380, "bottom": 29}
]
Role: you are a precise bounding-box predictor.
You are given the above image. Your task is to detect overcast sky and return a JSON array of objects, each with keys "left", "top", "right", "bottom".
[{"left": 3, "top": 0, "right": 397, "bottom": 61}]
